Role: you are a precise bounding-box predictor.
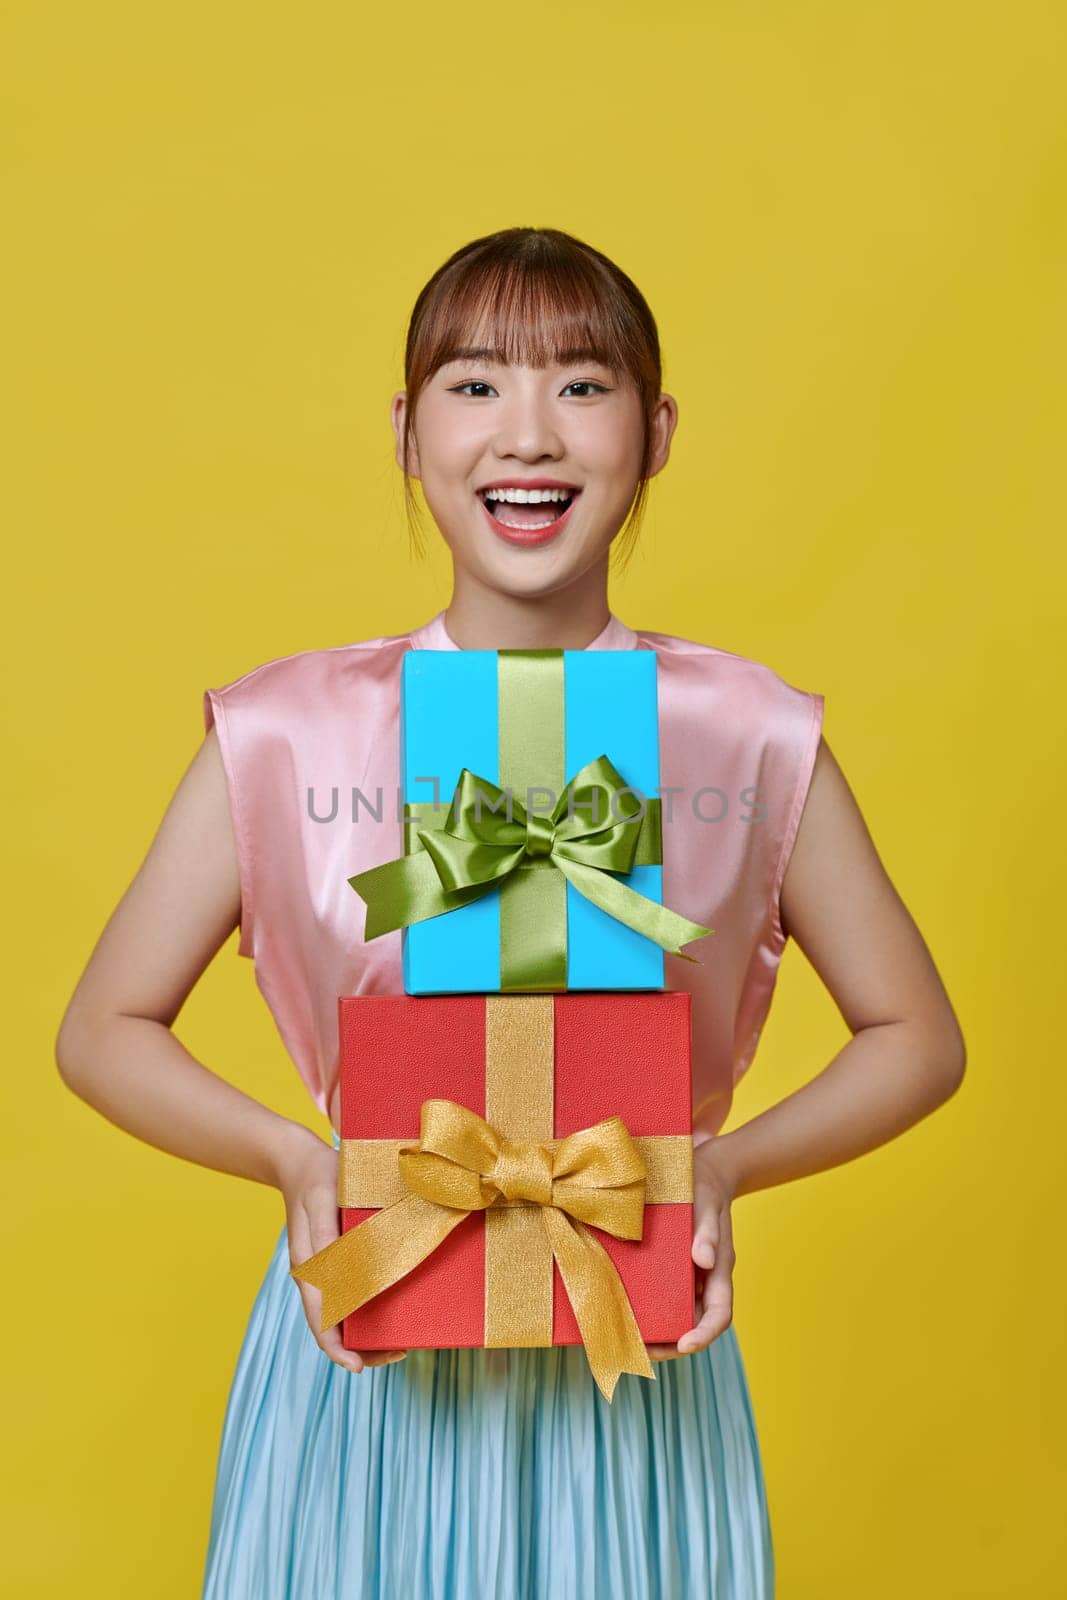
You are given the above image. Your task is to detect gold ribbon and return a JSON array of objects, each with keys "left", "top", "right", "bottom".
[{"left": 291, "top": 995, "right": 694, "bottom": 1403}]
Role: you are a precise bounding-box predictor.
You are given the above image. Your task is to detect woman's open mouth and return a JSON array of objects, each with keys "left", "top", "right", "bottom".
[{"left": 476, "top": 484, "right": 581, "bottom": 548}]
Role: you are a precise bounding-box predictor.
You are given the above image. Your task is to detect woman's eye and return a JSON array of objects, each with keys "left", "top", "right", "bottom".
[{"left": 447, "top": 378, "right": 610, "bottom": 399}]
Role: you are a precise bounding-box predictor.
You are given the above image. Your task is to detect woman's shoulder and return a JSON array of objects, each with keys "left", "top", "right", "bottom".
[
  {"left": 204, "top": 627, "right": 412, "bottom": 712},
  {"left": 635, "top": 624, "right": 821, "bottom": 717}
]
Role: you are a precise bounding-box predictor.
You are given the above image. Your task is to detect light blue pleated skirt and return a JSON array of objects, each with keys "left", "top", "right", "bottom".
[{"left": 202, "top": 1143, "right": 774, "bottom": 1599}]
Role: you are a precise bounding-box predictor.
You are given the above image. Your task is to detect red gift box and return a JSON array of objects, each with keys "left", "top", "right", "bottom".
[{"left": 296, "top": 991, "right": 695, "bottom": 1401}]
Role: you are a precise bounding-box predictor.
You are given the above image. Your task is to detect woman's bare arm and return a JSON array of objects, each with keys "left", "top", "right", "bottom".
[
  {"left": 54, "top": 728, "right": 317, "bottom": 1187},
  {"left": 712, "top": 735, "right": 967, "bottom": 1199}
]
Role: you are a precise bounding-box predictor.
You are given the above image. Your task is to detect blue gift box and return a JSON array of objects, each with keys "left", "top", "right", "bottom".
[{"left": 398, "top": 648, "right": 665, "bottom": 994}]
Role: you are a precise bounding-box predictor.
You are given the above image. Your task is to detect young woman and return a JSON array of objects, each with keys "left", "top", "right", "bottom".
[{"left": 56, "top": 227, "right": 966, "bottom": 1599}]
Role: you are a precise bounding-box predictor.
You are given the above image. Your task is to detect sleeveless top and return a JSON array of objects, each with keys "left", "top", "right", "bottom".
[{"left": 202, "top": 609, "right": 823, "bottom": 1145}]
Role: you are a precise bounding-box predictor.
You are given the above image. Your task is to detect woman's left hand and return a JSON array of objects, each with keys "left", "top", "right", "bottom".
[{"left": 645, "top": 1137, "right": 737, "bottom": 1364}]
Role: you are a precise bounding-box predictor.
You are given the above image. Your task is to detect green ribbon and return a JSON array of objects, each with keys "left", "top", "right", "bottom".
[{"left": 348, "top": 650, "right": 713, "bottom": 990}]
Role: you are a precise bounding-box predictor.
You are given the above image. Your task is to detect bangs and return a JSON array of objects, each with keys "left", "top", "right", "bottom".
[{"left": 411, "top": 251, "right": 650, "bottom": 386}]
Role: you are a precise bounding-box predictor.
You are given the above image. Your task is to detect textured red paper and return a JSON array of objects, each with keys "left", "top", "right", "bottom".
[{"left": 338, "top": 992, "right": 695, "bottom": 1351}]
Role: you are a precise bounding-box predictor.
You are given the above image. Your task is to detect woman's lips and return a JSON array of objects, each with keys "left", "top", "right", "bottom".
[{"left": 477, "top": 492, "right": 580, "bottom": 548}]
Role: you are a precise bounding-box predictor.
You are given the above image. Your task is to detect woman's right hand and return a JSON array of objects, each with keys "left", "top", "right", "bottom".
[{"left": 276, "top": 1125, "right": 408, "bottom": 1373}]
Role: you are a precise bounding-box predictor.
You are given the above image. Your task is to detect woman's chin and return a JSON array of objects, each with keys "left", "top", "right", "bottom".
[
  {"left": 474, "top": 538, "right": 608, "bottom": 593},
  {"left": 435, "top": 509, "right": 614, "bottom": 592}
]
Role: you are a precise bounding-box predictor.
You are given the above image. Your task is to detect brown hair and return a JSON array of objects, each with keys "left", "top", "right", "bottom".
[{"left": 399, "top": 227, "right": 664, "bottom": 569}]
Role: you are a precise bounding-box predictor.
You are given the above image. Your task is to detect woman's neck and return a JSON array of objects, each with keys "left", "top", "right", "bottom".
[{"left": 443, "top": 567, "right": 612, "bottom": 651}]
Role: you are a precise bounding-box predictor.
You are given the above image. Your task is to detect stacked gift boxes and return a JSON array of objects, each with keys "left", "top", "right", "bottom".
[{"left": 291, "top": 647, "right": 713, "bottom": 1403}]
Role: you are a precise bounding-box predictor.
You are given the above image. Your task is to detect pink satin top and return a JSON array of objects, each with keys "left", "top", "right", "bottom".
[{"left": 203, "top": 609, "right": 823, "bottom": 1144}]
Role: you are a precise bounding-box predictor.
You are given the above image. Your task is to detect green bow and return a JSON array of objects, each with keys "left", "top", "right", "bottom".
[{"left": 348, "top": 749, "right": 713, "bottom": 991}]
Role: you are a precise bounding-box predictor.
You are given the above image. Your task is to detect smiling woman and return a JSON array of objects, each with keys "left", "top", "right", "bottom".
[
  {"left": 58, "top": 222, "right": 965, "bottom": 1600},
  {"left": 185, "top": 231, "right": 790, "bottom": 1600}
]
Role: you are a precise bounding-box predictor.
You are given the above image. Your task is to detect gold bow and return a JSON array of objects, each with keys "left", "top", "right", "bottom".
[{"left": 292, "top": 1098, "right": 659, "bottom": 1402}]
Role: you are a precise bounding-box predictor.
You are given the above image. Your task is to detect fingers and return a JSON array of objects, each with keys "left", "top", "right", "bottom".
[
  {"left": 287, "top": 1203, "right": 409, "bottom": 1376},
  {"left": 691, "top": 1166, "right": 721, "bottom": 1271},
  {"left": 663, "top": 1146, "right": 733, "bottom": 1359},
  {"left": 646, "top": 1342, "right": 687, "bottom": 1363},
  {"left": 306, "top": 1181, "right": 342, "bottom": 1254},
  {"left": 677, "top": 1266, "right": 732, "bottom": 1355},
  {"left": 324, "top": 1321, "right": 407, "bottom": 1370},
  {"left": 358, "top": 1349, "right": 408, "bottom": 1368},
  {"left": 677, "top": 1208, "right": 735, "bottom": 1355},
  {"left": 276, "top": 1139, "right": 405, "bottom": 1373},
  {"left": 287, "top": 1194, "right": 368, "bottom": 1374},
  {"left": 319, "top": 1320, "right": 368, "bottom": 1373}
]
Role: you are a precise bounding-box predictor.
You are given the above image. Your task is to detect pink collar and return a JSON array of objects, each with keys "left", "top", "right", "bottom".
[{"left": 409, "top": 609, "right": 638, "bottom": 652}]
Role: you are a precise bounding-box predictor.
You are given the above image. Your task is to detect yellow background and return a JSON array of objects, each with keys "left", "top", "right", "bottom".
[{"left": 4, "top": 2, "right": 1064, "bottom": 1593}]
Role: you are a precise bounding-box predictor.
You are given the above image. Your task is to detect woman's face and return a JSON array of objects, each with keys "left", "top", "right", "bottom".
[{"left": 391, "top": 348, "right": 676, "bottom": 599}]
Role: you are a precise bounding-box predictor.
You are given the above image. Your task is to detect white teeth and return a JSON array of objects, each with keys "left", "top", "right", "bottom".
[
  {"left": 495, "top": 511, "right": 558, "bottom": 529},
  {"left": 482, "top": 486, "right": 574, "bottom": 504}
]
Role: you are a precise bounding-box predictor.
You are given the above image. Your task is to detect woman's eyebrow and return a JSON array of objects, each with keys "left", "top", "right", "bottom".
[
  {"left": 440, "top": 345, "right": 613, "bottom": 368},
  {"left": 555, "top": 346, "right": 609, "bottom": 365},
  {"left": 441, "top": 346, "right": 505, "bottom": 365}
]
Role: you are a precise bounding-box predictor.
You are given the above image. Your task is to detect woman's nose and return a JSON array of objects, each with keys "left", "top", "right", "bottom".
[{"left": 492, "top": 393, "right": 565, "bottom": 461}]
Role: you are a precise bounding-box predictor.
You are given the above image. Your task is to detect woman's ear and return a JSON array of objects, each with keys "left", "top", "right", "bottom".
[
  {"left": 390, "top": 390, "right": 421, "bottom": 479},
  {"left": 646, "top": 392, "right": 679, "bottom": 480}
]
